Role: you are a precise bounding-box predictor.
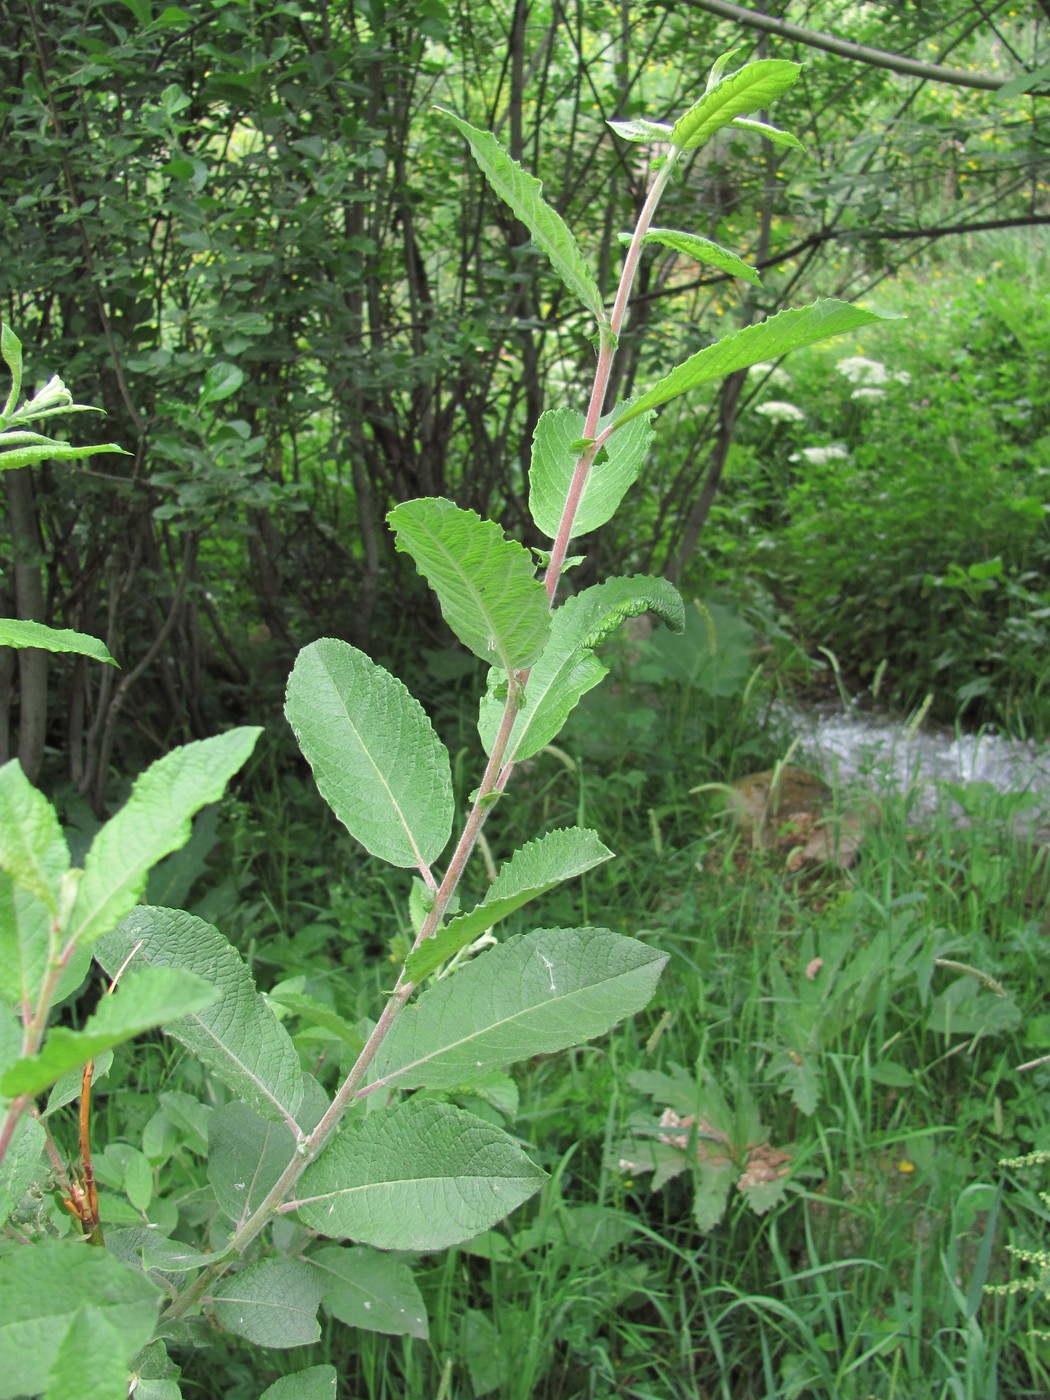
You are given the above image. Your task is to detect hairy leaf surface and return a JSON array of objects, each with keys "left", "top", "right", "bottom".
[
  {"left": 96, "top": 907, "right": 305, "bottom": 1127},
  {"left": 295, "top": 1099, "right": 546, "bottom": 1250},
  {"left": 1, "top": 967, "right": 216, "bottom": 1097},
  {"left": 370, "top": 928, "right": 668, "bottom": 1091},
  {"left": 0, "top": 759, "right": 69, "bottom": 912},
  {"left": 209, "top": 1259, "right": 323, "bottom": 1349},
  {"left": 437, "top": 110, "right": 606, "bottom": 324},
  {"left": 671, "top": 60, "right": 801, "bottom": 150},
  {"left": 388, "top": 498, "right": 550, "bottom": 672},
  {"left": 259, "top": 1366, "right": 338, "bottom": 1400},
  {"left": 311, "top": 1244, "right": 429, "bottom": 1338},
  {"left": 0, "top": 619, "right": 117, "bottom": 665},
  {"left": 529, "top": 404, "right": 654, "bottom": 540},
  {"left": 479, "top": 576, "right": 683, "bottom": 761},
  {"left": 286, "top": 638, "right": 453, "bottom": 871},
  {"left": 406, "top": 828, "right": 613, "bottom": 981},
  {"left": 612, "top": 301, "right": 901, "bottom": 429},
  {"left": 0, "top": 1240, "right": 160, "bottom": 1400},
  {"left": 70, "top": 727, "right": 262, "bottom": 950},
  {"left": 631, "top": 228, "right": 761, "bottom": 287}
]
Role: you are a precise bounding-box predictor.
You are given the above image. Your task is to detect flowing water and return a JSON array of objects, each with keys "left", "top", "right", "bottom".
[{"left": 785, "top": 705, "right": 1050, "bottom": 835}]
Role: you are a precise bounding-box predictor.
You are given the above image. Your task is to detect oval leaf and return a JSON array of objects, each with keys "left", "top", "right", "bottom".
[
  {"left": 259, "top": 1368, "right": 338, "bottom": 1400},
  {"left": 369, "top": 928, "right": 669, "bottom": 1092},
  {"left": 294, "top": 1099, "right": 547, "bottom": 1250},
  {"left": 208, "top": 1259, "right": 323, "bottom": 1349},
  {"left": 479, "top": 575, "right": 684, "bottom": 761},
  {"left": 286, "top": 638, "right": 453, "bottom": 871},
  {"left": 529, "top": 403, "right": 654, "bottom": 541},
  {"left": 388, "top": 498, "right": 550, "bottom": 672},
  {"left": 310, "top": 1244, "right": 428, "bottom": 1339}
]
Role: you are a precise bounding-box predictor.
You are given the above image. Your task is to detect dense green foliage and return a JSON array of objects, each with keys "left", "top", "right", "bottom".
[
  {"left": 2, "top": 0, "right": 1048, "bottom": 787},
  {"left": 2, "top": 2, "right": 1050, "bottom": 1397}
]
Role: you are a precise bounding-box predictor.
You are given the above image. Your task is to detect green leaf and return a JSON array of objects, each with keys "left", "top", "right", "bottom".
[
  {"left": 406, "top": 828, "right": 614, "bottom": 981},
  {"left": 69, "top": 727, "right": 262, "bottom": 950},
  {"left": 0, "top": 966, "right": 216, "bottom": 1097},
  {"left": 295, "top": 1098, "right": 547, "bottom": 1250},
  {"left": 0, "top": 1112, "right": 45, "bottom": 1229},
  {"left": 606, "top": 117, "right": 674, "bottom": 143},
  {"left": 311, "top": 1244, "right": 429, "bottom": 1338},
  {"left": 208, "top": 1100, "right": 299, "bottom": 1224},
  {"left": 285, "top": 638, "right": 453, "bottom": 870},
  {"left": 611, "top": 300, "right": 902, "bottom": 430},
  {"left": 994, "top": 62, "right": 1050, "bottom": 101},
  {"left": 437, "top": 109, "right": 606, "bottom": 324},
  {"left": 208, "top": 1259, "right": 324, "bottom": 1349},
  {"left": 631, "top": 228, "right": 761, "bottom": 287},
  {"left": 259, "top": 1366, "right": 338, "bottom": 1400},
  {"left": 388, "top": 498, "right": 550, "bottom": 671},
  {"left": 671, "top": 60, "right": 801, "bottom": 151},
  {"left": 370, "top": 928, "right": 668, "bottom": 1092},
  {"left": 0, "top": 325, "right": 23, "bottom": 420},
  {"left": 706, "top": 48, "right": 744, "bottom": 92},
  {"left": 731, "top": 117, "right": 804, "bottom": 150},
  {"left": 0, "top": 1240, "right": 161, "bottom": 1400},
  {"left": 0, "top": 874, "right": 55, "bottom": 1012},
  {"left": 95, "top": 907, "right": 305, "bottom": 1128},
  {"left": 529, "top": 403, "right": 655, "bottom": 540},
  {"left": 43, "top": 1307, "right": 129, "bottom": 1400},
  {"left": 198, "top": 361, "right": 245, "bottom": 409},
  {"left": 0, "top": 758, "right": 69, "bottom": 912},
  {"left": 0, "top": 618, "right": 118, "bottom": 665},
  {"left": 478, "top": 576, "right": 684, "bottom": 762},
  {"left": 0, "top": 442, "right": 129, "bottom": 471}
]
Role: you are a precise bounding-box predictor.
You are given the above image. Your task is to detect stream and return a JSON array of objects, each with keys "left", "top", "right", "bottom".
[{"left": 786, "top": 705, "right": 1050, "bottom": 836}]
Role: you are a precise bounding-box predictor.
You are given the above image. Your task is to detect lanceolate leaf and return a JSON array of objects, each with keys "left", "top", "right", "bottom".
[
  {"left": 671, "top": 60, "right": 801, "bottom": 151},
  {"left": 611, "top": 300, "right": 902, "bottom": 431},
  {"left": 405, "top": 828, "right": 614, "bottom": 981},
  {"left": 388, "top": 498, "right": 550, "bottom": 672},
  {"left": 310, "top": 1245, "right": 429, "bottom": 1339},
  {"left": 0, "top": 442, "right": 129, "bottom": 472},
  {"left": 69, "top": 727, "right": 262, "bottom": 950},
  {"left": 438, "top": 109, "right": 606, "bottom": 325},
  {"left": 732, "top": 117, "right": 804, "bottom": 150},
  {"left": 529, "top": 404, "right": 654, "bottom": 541},
  {"left": 631, "top": 229, "right": 761, "bottom": 287},
  {"left": 0, "top": 967, "right": 216, "bottom": 1097},
  {"left": 286, "top": 638, "right": 453, "bottom": 871},
  {"left": 294, "top": 1098, "right": 547, "bottom": 1251},
  {"left": 368, "top": 928, "right": 669, "bottom": 1092},
  {"left": 0, "top": 759, "right": 69, "bottom": 913},
  {"left": 478, "top": 575, "right": 684, "bottom": 761},
  {"left": 0, "top": 619, "right": 117, "bottom": 666},
  {"left": 95, "top": 907, "right": 305, "bottom": 1128},
  {"left": 208, "top": 1259, "right": 324, "bottom": 1349},
  {"left": 606, "top": 117, "right": 674, "bottom": 143}
]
